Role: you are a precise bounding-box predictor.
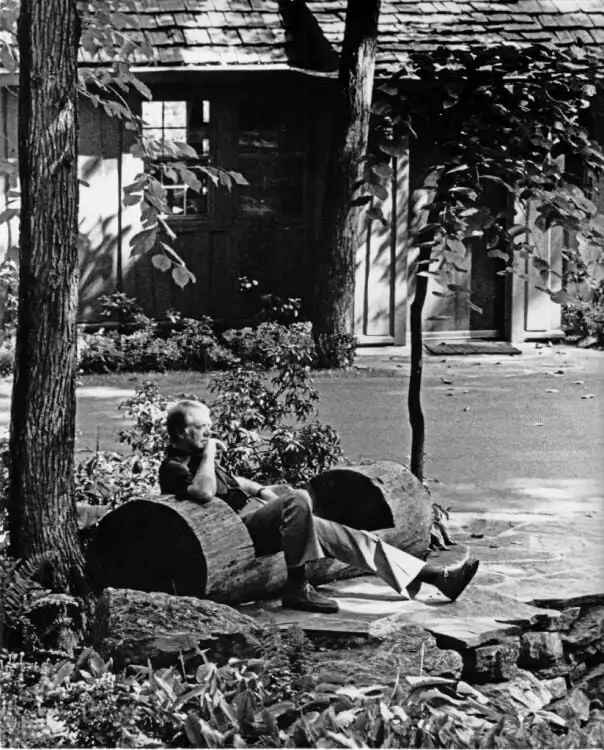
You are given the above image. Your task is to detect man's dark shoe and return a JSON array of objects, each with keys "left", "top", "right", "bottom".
[
  {"left": 435, "top": 559, "right": 480, "bottom": 602},
  {"left": 282, "top": 581, "right": 339, "bottom": 614}
]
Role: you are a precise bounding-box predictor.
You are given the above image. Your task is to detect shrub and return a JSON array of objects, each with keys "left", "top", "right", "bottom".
[
  {"left": 314, "top": 332, "right": 357, "bottom": 369},
  {"left": 77, "top": 308, "right": 236, "bottom": 375},
  {"left": 238, "top": 276, "right": 302, "bottom": 325},
  {"left": 74, "top": 451, "right": 160, "bottom": 507},
  {"left": 221, "top": 321, "right": 316, "bottom": 369},
  {"left": 77, "top": 332, "right": 124, "bottom": 374},
  {"left": 562, "top": 279, "right": 604, "bottom": 347},
  {"left": 120, "top": 330, "right": 181, "bottom": 373},
  {"left": 261, "top": 422, "right": 344, "bottom": 486},
  {"left": 0, "top": 256, "right": 18, "bottom": 335},
  {"left": 209, "top": 354, "right": 343, "bottom": 484},
  {"left": 167, "top": 313, "right": 238, "bottom": 371},
  {"left": 98, "top": 292, "right": 144, "bottom": 323},
  {"left": 0, "top": 340, "right": 14, "bottom": 377}
]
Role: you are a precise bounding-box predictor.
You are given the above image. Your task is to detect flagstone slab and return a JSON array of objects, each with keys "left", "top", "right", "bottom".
[
  {"left": 238, "top": 496, "right": 603, "bottom": 651},
  {"left": 242, "top": 577, "right": 563, "bottom": 650}
]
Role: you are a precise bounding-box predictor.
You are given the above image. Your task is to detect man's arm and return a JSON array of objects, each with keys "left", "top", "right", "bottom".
[
  {"left": 188, "top": 439, "right": 222, "bottom": 502},
  {"left": 234, "top": 475, "right": 280, "bottom": 502}
]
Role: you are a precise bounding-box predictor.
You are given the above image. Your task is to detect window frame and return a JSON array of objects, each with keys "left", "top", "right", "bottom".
[{"left": 141, "top": 96, "right": 215, "bottom": 229}]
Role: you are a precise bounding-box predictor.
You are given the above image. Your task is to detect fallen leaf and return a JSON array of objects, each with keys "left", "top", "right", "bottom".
[{"left": 581, "top": 394, "right": 595, "bottom": 400}]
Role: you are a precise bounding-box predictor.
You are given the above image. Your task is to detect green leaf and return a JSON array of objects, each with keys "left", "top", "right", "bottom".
[
  {"left": 172, "top": 266, "right": 195, "bottom": 288},
  {"left": 182, "top": 169, "right": 202, "bottom": 192},
  {"left": 509, "top": 225, "right": 528, "bottom": 239},
  {"left": 51, "top": 661, "right": 75, "bottom": 688},
  {"left": 378, "top": 138, "right": 407, "bottom": 158},
  {"left": 365, "top": 181, "right": 389, "bottom": 201},
  {"left": 123, "top": 193, "right": 142, "bottom": 207},
  {"left": 366, "top": 205, "right": 388, "bottom": 225},
  {"left": 532, "top": 256, "right": 550, "bottom": 273},
  {"left": 449, "top": 186, "right": 478, "bottom": 200},
  {"left": 480, "top": 175, "right": 513, "bottom": 191},
  {"left": 229, "top": 170, "right": 249, "bottom": 186},
  {"left": 173, "top": 141, "right": 198, "bottom": 159},
  {"left": 129, "top": 227, "right": 157, "bottom": 254},
  {"left": 351, "top": 195, "right": 372, "bottom": 207},
  {"left": 151, "top": 254, "right": 171, "bottom": 272},
  {"left": 445, "top": 239, "right": 467, "bottom": 256},
  {"left": 371, "top": 162, "right": 394, "bottom": 179},
  {"left": 446, "top": 164, "right": 469, "bottom": 175},
  {"left": 447, "top": 283, "right": 470, "bottom": 295},
  {"left": 487, "top": 249, "right": 510, "bottom": 261},
  {"left": 550, "top": 289, "right": 577, "bottom": 305}
]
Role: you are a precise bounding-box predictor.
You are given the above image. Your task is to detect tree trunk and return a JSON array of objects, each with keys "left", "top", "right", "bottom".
[
  {"left": 8, "top": 0, "right": 85, "bottom": 594},
  {"left": 408, "top": 245, "right": 431, "bottom": 482},
  {"left": 313, "top": 0, "right": 381, "bottom": 365}
]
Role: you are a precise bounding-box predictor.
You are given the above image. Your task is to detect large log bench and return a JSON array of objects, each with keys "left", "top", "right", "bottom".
[{"left": 87, "top": 461, "right": 433, "bottom": 604}]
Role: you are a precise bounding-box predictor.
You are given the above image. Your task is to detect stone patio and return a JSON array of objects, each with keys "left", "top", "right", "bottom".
[{"left": 239, "top": 478, "right": 603, "bottom": 653}]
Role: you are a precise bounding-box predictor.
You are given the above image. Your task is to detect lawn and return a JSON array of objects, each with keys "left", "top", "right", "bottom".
[{"left": 2, "top": 348, "right": 601, "bottom": 488}]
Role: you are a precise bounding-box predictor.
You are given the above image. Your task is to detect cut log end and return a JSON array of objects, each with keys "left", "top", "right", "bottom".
[{"left": 88, "top": 499, "right": 208, "bottom": 597}]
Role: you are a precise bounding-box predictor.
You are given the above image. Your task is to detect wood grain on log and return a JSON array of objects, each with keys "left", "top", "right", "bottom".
[{"left": 88, "top": 462, "right": 431, "bottom": 603}]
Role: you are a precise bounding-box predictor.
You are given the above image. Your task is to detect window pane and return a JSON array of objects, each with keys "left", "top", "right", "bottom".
[
  {"left": 142, "top": 101, "right": 163, "bottom": 128},
  {"left": 163, "top": 101, "right": 187, "bottom": 128},
  {"left": 163, "top": 127, "right": 188, "bottom": 144},
  {"left": 238, "top": 155, "right": 304, "bottom": 218}
]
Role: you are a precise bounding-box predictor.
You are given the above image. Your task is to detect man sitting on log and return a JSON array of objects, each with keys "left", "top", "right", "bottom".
[{"left": 159, "top": 400, "right": 480, "bottom": 614}]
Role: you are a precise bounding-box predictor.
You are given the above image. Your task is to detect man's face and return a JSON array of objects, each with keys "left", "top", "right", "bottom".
[{"left": 182, "top": 406, "right": 212, "bottom": 451}]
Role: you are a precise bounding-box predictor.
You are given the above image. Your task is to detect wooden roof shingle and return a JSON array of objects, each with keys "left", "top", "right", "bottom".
[{"left": 94, "top": 1, "right": 604, "bottom": 72}]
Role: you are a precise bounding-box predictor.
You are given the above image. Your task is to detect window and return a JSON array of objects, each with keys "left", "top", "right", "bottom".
[
  {"left": 142, "top": 99, "right": 211, "bottom": 217},
  {"left": 237, "top": 95, "right": 305, "bottom": 219}
]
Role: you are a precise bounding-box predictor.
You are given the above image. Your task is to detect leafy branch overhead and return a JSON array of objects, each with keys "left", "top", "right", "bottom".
[
  {"left": 0, "top": 0, "right": 248, "bottom": 290},
  {"left": 362, "top": 43, "right": 604, "bottom": 312}
]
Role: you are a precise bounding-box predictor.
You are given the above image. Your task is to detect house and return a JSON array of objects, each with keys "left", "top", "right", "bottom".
[{"left": 1, "top": 0, "right": 603, "bottom": 344}]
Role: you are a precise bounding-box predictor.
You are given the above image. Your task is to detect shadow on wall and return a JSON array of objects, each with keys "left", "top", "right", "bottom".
[{"left": 78, "top": 213, "right": 126, "bottom": 323}]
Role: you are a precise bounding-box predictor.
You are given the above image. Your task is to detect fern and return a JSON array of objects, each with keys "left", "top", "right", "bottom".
[{"left": 0, "top": 552, "right": 79, "bottom": 652}]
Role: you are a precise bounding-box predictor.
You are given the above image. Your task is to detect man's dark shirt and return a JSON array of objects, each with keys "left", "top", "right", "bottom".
[{"left": 159, "top": 446, "right": 252, "bottom": 513}]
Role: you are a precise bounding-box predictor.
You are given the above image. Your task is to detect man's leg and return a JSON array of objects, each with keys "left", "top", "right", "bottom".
[
  {"left": 313, "top": 516, "right": 479, "bottom": 602},
  {"left": 243, "top": 490, "right": 479, "bottom": 609},
  {"left": 241, "top": 490, "right": 338, "bottom": 613}
]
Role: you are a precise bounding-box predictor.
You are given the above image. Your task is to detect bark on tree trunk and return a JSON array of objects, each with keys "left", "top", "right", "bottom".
[
  {"left": 408, "top": 245, "right": 431, "bottom": 482},
  {"left": 8, "top": 0, "right": 86, "bottom": 594},
  {"left": 313, "top": 0, "right": 381, "bottom": 365}
]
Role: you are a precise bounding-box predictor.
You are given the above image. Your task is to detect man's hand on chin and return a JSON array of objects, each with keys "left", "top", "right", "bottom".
[{"left": 200, "top": 437, "right": 227, "bottom": 455}]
